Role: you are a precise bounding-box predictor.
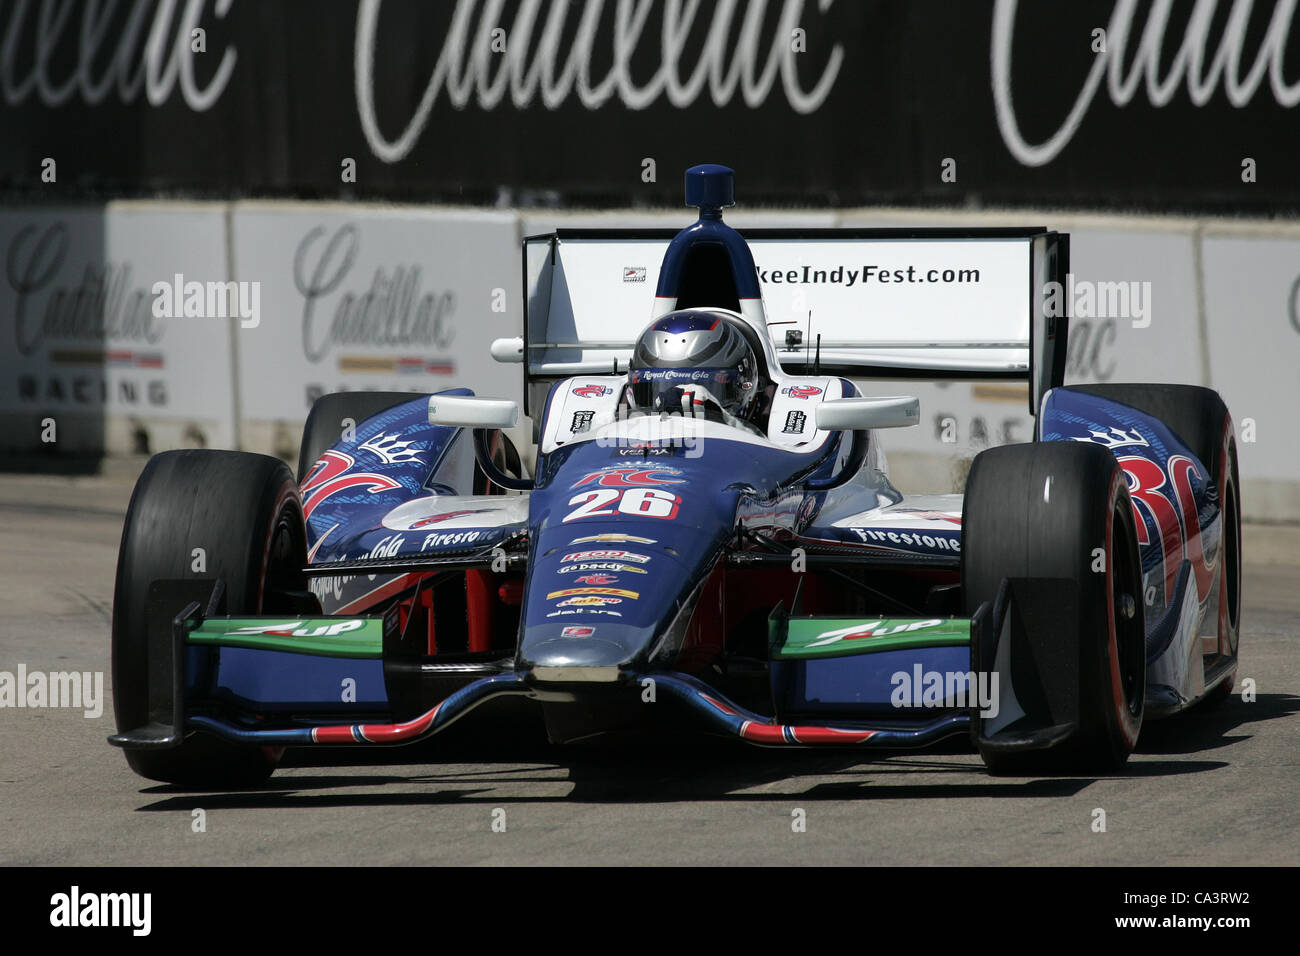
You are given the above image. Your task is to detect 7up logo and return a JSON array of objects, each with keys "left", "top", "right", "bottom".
[
  {"left": 225, "top": 620, "right": 366, "bottom": 638},
  {"left": 806, "top": 619, "right": 942, "bottom": 647}
]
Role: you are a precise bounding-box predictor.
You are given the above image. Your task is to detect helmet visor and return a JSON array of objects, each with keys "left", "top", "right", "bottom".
[{"left": 629, "top": 367, "right": 746, "bottom": 414}]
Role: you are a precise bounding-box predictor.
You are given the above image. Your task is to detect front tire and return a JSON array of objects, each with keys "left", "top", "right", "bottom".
[
  {"left": 963, "top": 442, "right": 1146, "bottom": 774},
  {"left": 113, "top": 450, "right": 309, "bottom": 785}
]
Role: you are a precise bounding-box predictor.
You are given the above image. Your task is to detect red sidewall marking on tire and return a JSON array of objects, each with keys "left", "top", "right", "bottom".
[
  {"left": 257, "top": 481, "right": 300, "bottom": 613},
  {"left": 1107, "top": 467, "right": 1141, "bottom": 750},
  {"left": 1216, "top": 417, "right": 1239, "bottom": 658}
]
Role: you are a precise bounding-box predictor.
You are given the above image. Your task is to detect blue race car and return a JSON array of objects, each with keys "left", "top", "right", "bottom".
[{"left": 110, "top": 165, "right": 1241, "bottom": 782}]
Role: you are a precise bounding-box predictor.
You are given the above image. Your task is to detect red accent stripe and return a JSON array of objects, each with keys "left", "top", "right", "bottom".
[
  {"left": 357, "top": 704, "right": 441, "bottom": 743},
  {"left": 335, "top": 572, "right": 421, "bottom": 614},
  {"left": 311, "top": 700, "right": 445, "bottom": 746},
  {"left": 312, "top": 725, "right": 358, "bottom": 743},
  {"left": 739, "top": 722, "right": 877, "bottom": 744},
  {"left": 788, "top": 726, "right": 877, "bottom": 744},
  {"left": 465, "top": 569, "right": 493, "bottom": 653},
  {"left": 699, "top": 693, "right": 739, "bottom": 716},
  {"left": 740, "top": 723, "right": 787, "bottom": 743}
]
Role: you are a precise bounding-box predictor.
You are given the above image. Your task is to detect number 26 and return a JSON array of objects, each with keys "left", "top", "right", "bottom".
[{"left": 563, "top": 487, "right": 681, "bottom": 522}]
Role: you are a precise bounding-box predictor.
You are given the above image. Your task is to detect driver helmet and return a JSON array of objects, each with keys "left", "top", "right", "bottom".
[{"left": 628, "top": 311, "right": 757, "bottom": 419}]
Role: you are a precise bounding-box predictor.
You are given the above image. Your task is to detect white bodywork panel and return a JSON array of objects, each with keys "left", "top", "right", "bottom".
[
  {"left": 525, "top": 234, "right": 1036, "bottom": 377},
  {"left": 540, "top": 371, "right": 849, "bottom": 454}
]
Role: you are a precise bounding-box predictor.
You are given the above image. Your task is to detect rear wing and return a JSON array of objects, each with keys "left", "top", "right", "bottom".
[{"left": 520, "top": 228, "right": 1068, "bottom": 416}]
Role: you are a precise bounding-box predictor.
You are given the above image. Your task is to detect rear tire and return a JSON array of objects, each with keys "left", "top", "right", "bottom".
[
  {"left": 297, "top": 391, "right": 421, "bottom": 482},
  {"left": 298, "top": 390, "right": 523, "bottom": 493},
  {"left": 113, "top": 450, "right": 309, "bottom": 785},
  {"left": 963, "top": 442, "right": 1146, "bottom": 774},
  {"left": 1069, "top": 384, "right": 1241, "bottom": 709},
  {"left": 472, "top": 428, "right": 524, "bottom": 494},
  {"left": 1065, "top": 384, "right": 1228, "bottom": 486}
]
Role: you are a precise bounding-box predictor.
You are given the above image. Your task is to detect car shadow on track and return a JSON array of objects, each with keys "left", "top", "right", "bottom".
[
  {"left": 126, "top": 690, "right": 1284, "bottom": 811},
  {"left": 129, "top": 736, "right": 1236, "bottom": 813},
  {"left": 1134, "top": 691, "right": 1299, "bottom": 756}
]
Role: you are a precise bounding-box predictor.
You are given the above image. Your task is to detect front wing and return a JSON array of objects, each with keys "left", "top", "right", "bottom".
[{"left": 108, "top": 575, "right": 1112, "bottom": 756}]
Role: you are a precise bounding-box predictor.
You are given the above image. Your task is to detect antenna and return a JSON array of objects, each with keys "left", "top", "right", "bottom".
[{"left": 814, "top": 333, "right": 821, "bottom": 376}]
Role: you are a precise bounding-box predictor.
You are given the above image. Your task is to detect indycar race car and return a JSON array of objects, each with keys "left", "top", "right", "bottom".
[{"left": 109, "top": 165, "right": 1241, "bottom": 782}]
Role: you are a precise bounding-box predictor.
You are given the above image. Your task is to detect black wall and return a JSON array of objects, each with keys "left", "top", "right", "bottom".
[{"left": 1, "top": 0, "right": 1295, "bottom": 212}]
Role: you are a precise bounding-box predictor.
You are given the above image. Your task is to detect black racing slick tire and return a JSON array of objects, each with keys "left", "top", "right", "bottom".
[
  {"left": 962, "top": 441, "right": 1146, "bottom": 774},
  {"left": 1068, "top": 384, "right": 1242, "bottom": 708},
  {"left": 297, "top": 391, "right": 420, "bottom": 483},
  {"left": 1066, "top": 384, "right": 1230, "bottom": 488},
  {"left": 112, "top": 450, "right": 310, "bottom": 785},
  {"left": 300, "top": 389, "right": 526, "bottom": 495}
]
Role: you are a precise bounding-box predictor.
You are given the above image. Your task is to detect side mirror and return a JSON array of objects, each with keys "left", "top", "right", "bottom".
[
  {"left": 491, "top": 337, "right": 525, "bottom": 363},
  {"left": 814, "top": 396, "right": 919, "bottom": 431},
  {"left": 428, "top": 395, "right": 520, "bottom": 429}
]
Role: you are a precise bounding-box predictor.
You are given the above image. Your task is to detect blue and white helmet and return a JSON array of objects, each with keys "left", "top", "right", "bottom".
[{"left": 628, "top": 310, "right": 757, "bottom": 418}]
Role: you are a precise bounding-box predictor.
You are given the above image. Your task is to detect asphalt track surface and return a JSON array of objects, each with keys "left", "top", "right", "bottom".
[{"left": 0, "top": 466, "right": 1296, "bottom": 866}]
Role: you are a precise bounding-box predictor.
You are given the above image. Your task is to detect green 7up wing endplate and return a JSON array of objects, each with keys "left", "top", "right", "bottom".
[
  {"left": 188, "top": 617, "right": 385, "bottom": 658},
  {"left": 768, "top": 606, "right": 979, "bottom": 721}
]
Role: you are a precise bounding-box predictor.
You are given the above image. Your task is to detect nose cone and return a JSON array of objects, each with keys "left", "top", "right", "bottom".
[
  {"left": 518, "top": 435, "right": 767, "bottom": 684},
  {"left": 521, "top": 621, "right": 660, "bottom": 684},
  {"left": 525, "top": 635, "right": 633, "bottom": 668}
]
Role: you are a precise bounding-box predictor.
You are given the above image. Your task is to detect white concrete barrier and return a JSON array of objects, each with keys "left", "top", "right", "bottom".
[
  {"left": 1, "top": 200, "right": 1293, "bottom": 519},
  {"left": 1201, "top": 226, "right": 1300, "bottom": 520},
  {"left": 229, "top": 203, "right": 523, "bottom": 460},
  {"left": 0, "top": 203, "right": 237, "bottom": 457}
]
